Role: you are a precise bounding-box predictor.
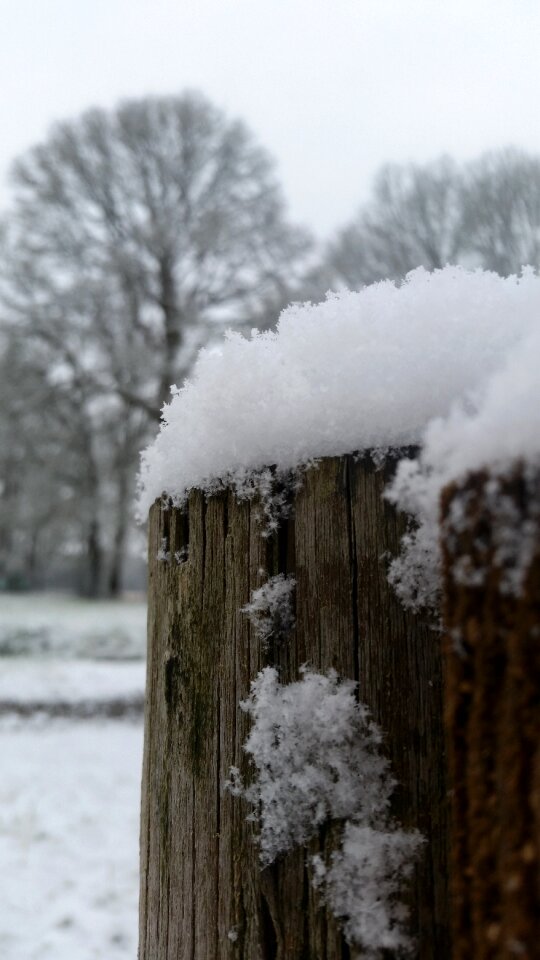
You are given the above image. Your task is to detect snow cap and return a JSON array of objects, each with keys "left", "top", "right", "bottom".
[{"left": 138, "top": 266, "right": 540, "bottom": 517}]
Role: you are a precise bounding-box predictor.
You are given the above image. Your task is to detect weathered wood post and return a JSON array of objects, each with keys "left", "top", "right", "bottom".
[
  {"left": 139, "top": 454, "right": 451, "bottom": 959},
  {"left": 441, "top": 467, "right": 540, "bottom": 959}
]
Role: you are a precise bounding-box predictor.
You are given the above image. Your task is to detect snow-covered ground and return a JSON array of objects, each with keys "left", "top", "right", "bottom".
[
  {"left": 0, "top": 592, "right": 146, "bottom": 960},
  {"left": 0, "top": 719, "right": 142, "bottom": 960},
  {"left": 0, "top": 658, "right": 146, "bottom": 707},
  {"left": 0, "top": 592, "right": 147, "bottom": 659}
]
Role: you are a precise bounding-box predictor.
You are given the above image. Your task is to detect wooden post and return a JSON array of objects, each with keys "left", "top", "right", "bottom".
[
  {"left": 139, "top": 454, "right": 450, "bottom": 959},
  {"left": 441, "top": 467, "right": 540, "bottom": 960}
]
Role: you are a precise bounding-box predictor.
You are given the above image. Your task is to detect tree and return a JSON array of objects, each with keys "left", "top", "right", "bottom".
[
  {"left": 461, "top": 148, "right": 540, "bottom": 275},
  {"left": 7, "top": 91, "right": 312, "bottom": 414},
  {"left": 325, "top": 149, "right": 540, "bottom": 290},
  {"left": 0, "top": 91, "right": 312, "bottom": 594},
  {"left": 0, "top": 321, "right": 114, "bottom": 595},
  {"left": 327, "top": 157, "right": 464, "bottom": 288}
]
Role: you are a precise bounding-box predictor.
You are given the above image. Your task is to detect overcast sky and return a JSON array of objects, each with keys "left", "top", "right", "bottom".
[{"left": 0, "top": 0, "right": 539, "bottom": 237}]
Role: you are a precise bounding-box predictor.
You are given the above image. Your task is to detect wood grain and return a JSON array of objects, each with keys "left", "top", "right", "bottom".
[
  {"left": 139, "top": 455, "right": 450, "bottom": 959},
  {"left": 441, "top": 468, "right": 540, "bottom": 960}
]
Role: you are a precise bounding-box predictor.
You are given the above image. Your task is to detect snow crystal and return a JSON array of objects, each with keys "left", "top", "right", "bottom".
[
  {"left": 224, "top": 465, "right": 299, "bottom": 537},
  {"left": 313, "top": 825, "right": 423, "bottom": 958},
  {"left": 156, "top": 537, "right": 171, "bottom": 563},
  {"left": 387, "top": 323, "right": 540, "bottom": 609},
  {"left": 226, "top": 667, "right": 421, "bottom": 954},
  {"left": 241, "top": 574, "right": 295, "bottom": 646},
  {"left": 138, "top": 267, "right": 540, "bottom": 517}
]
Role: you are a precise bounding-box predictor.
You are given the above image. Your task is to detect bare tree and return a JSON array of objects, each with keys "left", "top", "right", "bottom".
[
  {"left": 327, "top": 157, "right": 464, "bottom": 287},
  {"left": 326, "top": 150, "right": 540, "bottom": 290},
  {"left": 0, "top": 92, "right": 312, "bottom": 594},
  {"left": 0, "top": 329, "right": 103, "bottom": 593},
  {"left": 8, "top": 91, "right": 312, "bottom": 413},
  {"left": 461, "top": 148, "right": 540, "bottom": 275}
]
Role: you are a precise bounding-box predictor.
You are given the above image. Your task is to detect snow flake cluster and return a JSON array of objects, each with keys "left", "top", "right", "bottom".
[
  {"left": 312, "top": 824, "right": 422, "bottom": 956},
  {"left": 227, "top": 667, "right": 422, "bottom": 956},
  {"left": 241, "top": 574, "right": 295, "bottom": 646}
]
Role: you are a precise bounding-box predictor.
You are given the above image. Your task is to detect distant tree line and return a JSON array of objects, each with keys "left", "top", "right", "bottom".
[
  {"left": 0, "top": 89, "right": 538, "bottom": 595},
  {"left": 327, "top": 150, "right": 540, "bottom": 285}
]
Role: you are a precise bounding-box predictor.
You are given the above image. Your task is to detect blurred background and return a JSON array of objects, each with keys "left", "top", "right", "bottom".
[{"left": 0, "top": 1, "right": 539, "bottom": 957}]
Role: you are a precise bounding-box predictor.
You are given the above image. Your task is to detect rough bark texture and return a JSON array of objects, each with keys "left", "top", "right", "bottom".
[
  {"left": 139, "top": 454, "right": 450, "bottom": 960},
  {"left": 441, "top": 467, "right": 540, "bottom": 960}
]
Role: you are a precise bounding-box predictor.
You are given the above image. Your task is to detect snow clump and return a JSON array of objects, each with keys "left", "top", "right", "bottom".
[
  {"left": 138, "top": 267, "right": 540, "bottom": 518},
  {"left": 227, "top": 667, "right": 392, "bottom": 862},
  {"left": 227, "top": 667, "right": 422, "bottom": 955},
  {"left": 312, "top": 824, "right": 422, "bottom": 957},
  {"left": 241, "top": 574, "right": 295, "bottom": 646},
  {"left": 387, "top": 322, "right": 540, "bottom": 610}
]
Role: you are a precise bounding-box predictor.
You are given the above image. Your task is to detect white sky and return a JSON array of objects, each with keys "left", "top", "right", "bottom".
[{"left": 0, "top": 0, "right": 539, "bottom": 237}]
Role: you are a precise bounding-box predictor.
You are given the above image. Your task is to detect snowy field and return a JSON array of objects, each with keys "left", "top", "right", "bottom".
[
  {"left": 0, "top": 593, "right": 146, "bottom": 960},
  {"left": 0, "top": 658, "right": 146, "bottom": 712},
  {"left": 0, "top": 592, "right": 147, "bottom": 659}
]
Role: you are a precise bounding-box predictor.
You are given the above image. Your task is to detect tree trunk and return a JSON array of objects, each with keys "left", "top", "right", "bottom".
[
  {"left": 139, "top": 454, "right": 450, "bottom": 959},
  {"left": 108, "top": 464, "right": 131, "bottom": 598},
  {"left": 82, "top": 517, "right": 103, "bottom": 598},
  {"left": 157, "top": 253, "right": 182, "bottom": 411},
  {"left": 25, "top": 526, "right": 41, "bottom": 590},
  {"left": 441, "top": 467, "right": 540, "bottom": 960},
  {"left": 0, "top": 462, "right": 17, "bottom": 584}
]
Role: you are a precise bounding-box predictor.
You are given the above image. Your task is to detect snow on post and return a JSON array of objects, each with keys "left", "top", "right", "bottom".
[
  {"left": 409, "top": 330, "right": 540, "bottom": 958},
  {"left": 387, "top": 323, "right": 540, "bottom": 612},
  {"left": 139, "top": 266, "right": 540, "bottom": 960},
  {"left": 138, "top": 266, "right": 540, "bottom": 518},
  {"left": 374, "top": 294, "right": 540, "bottom": 956}
]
